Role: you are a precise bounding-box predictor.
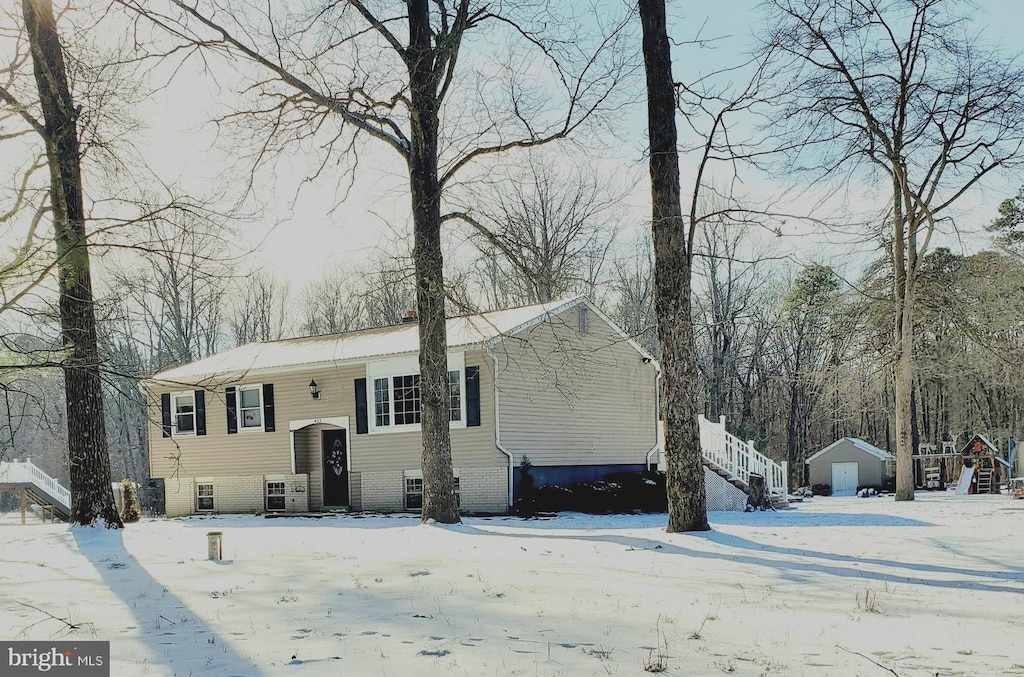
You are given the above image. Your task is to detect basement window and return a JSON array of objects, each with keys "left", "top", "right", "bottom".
[
  {"left": 265, "top": 481, "right": 285, "bottom": 512},
  {"left": 196, "top": 483, "right": 214, "bottom": 512}
]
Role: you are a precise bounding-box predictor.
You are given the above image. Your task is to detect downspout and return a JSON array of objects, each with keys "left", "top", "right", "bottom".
[
  {"left": 289, "top": 429, "right": 296, "bottom": 476},
  {"left": 486, "top": 345, "right": 515, "bottom": 512},
  {"left": 646, "top": 368, "right": 662, "bottom": 470}
]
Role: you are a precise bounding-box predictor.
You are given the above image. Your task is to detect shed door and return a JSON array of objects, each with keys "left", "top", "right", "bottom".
[{"left": 831, "top": 462, "right": 858, "bottom": 496}]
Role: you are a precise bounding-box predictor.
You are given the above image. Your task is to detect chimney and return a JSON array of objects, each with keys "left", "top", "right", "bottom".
[{"left": 402, "top": 310, "right": 418, "bottom": 324}]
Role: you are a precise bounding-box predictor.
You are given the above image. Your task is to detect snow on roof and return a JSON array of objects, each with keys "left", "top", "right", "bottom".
[
  {"left": 805, "top": 437, "right": 894, "bottom": 464},
  {"left": 150, "top": 297, "right": 585, "bottom": 384},
  {"left": 959, "top": 433, "right": 1000, "bottom": 456}
]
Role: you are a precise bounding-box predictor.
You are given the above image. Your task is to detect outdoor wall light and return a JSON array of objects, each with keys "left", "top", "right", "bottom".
[{"left": 309, "top": 378, "right": 320, "bottom": 400}]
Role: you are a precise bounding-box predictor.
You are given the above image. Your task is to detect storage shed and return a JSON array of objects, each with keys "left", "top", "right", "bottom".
[{"left": 806, "top": 438, "right": 894, "bottom": 496}]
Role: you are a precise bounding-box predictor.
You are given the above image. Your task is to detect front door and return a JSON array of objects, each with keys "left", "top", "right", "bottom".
[
  {"left": 322, "top": 429, "right": 350, "bottom": 507},
  {"left": 831, "top": 462, "right": 858, "bottom": 496}
]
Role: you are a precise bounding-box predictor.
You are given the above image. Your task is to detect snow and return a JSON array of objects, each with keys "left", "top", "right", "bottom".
[
  {"left": 2, "top": 493, "right": 1024, "bottom": 676},
  {"left": 150, "top": 297, "right": 583, "bottom": 383}
]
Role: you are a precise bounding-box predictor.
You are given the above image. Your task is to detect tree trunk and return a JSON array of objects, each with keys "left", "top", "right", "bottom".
[
  {"left": 893, "top": 292, "right": 916, "bottom": 500},
  {"left": 23, "top": 0, "right": 122, "bottom": 527},
  {"left": 639, "top": 0, "right": 709, "bottom": 533},
  {"left": 786, "top": 345, "right": 803, "bottom": 488},
  {"left": 407, "top": 0, "right": 459, "bottom": 524}
]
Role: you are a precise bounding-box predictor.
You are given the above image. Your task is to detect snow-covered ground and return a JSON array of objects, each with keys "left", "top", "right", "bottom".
[{"left": 2, "top": 493, "right": 1023, "bottom": 676}]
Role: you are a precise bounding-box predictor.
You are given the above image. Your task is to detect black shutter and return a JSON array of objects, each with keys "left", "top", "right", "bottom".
[
  {"left": 160, "top": 393, "right": 172, "bottom": 438},
  {"left": 466, "top": 366, "right": 481, "bottom": 427},
  {"left": 194, "top": 390, "right": 206, "bottom": 436},
  {"left": 263, "top": 383, "right": 275, "bottom": 432},
  {"left": 225, "top": 387, "right": 237, "bottom": 434},
  {"left": 355, "top": 378, "right": 368, "bottom": 434}
]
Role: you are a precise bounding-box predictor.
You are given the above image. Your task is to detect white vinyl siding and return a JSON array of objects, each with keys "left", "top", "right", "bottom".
[
  {"left": 148, "top": 353, "right": 501, "bottom": 483},
  {"left": 491, "top": 305, "right": 657, "bottom": 468}
]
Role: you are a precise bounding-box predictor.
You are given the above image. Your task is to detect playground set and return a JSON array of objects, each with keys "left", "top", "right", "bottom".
[{"left": 914, "top": 434, "right": 1014, "bottom": 495}]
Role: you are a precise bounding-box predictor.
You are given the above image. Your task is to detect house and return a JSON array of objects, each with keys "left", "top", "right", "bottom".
[
  {"left": 806, "top": 438, "right": 894, "bottom": 496},
  {"left": 143, "top": 298, "right": 659, "bottom": 517}
]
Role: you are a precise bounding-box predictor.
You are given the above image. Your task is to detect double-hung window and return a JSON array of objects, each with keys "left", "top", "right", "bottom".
[
  {"left": 238, "top": 385, "right": 263, "bottom": 430},
  {"left": 404, "top": 471, "right": 460, "bottom": 511},
  {"left": 404, "top": 476, "right": 423, "bottom": 510},
  {"left": 367, "top": 354, "right": 465, "bottom": 433},
  {"left": 448, "top": 370, "right": 462, "bottom": 422},
  {"left": 172, "top": 392, "right": 195, "bottom": 435},
  {"left": 196, "top": 483, "right": 214, "bottom": 511},
  {"left": 265, "top": 481, "right": 285, "bottom": 511}
]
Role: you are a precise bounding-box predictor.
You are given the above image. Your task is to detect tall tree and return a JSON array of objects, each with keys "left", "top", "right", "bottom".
[
  {"left": 20, "top": 0, "right": 120, "bottom": 526},
  {"left": 456, "top": 153, "right": 622, "bottom": 305},
  {"left": 119, "top": 0, "right": 631, "bottom": 522},
  {"left": 779, "top": 264, "right": 841, "bottom": 487},
  {"left": 228, "top": 270, "right": 291, "bottom": 345},
  {"left": 638, "top": 0, "right": 709, "bottom": 532},
  {"left": 764, "top": 0, "right": 1024, "bottom": 499}
]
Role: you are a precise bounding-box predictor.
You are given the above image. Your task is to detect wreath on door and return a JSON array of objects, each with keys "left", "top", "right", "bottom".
[{"left": 328, "top": 440, "right": 346, "bottom": 476}]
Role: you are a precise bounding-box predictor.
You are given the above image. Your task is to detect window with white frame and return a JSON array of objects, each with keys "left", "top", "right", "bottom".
[
  {"left": 367, "top": 354, "right": 465, "bottom": 433},
  {"left": 373, "top": 377, "right": 390, "bottom": 427},
  {"left": 238, "top": 384, "right": 263, "bottom": 430},
  {"left": 172, "top": 392, "right": 195, "bottom": 435},
  {"left": 196, "top": 483, "right": 214, "bottom": 511},
  {"left": 578, "top": 305, "right": 589, "bottom": 334},
  {"left": 265, "top": 481, "right": 285, "bottom": 511},
  {"left": 448, "top": 370, "right": 461, "bottom": 422},
  {"left": 405, "top": 476, "right": 423, "bottom": 510},
  {"left": 392, "top": 374, "right": 421, "bottom": 425},
  {"left": 404, "top": 471, "right": 460, "bottom": 511}
]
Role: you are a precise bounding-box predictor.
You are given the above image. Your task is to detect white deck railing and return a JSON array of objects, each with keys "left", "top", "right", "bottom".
[
  {"left": 698, "top": 415, "right": 788, "bottom": 500},
  {"left": 0, "top": 459, "right": 72, "bottom": 511}
]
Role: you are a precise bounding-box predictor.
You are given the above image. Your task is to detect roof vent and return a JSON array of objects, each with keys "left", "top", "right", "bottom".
[{"left": 402, "top": 310, "right": 418, "bottom": 324}]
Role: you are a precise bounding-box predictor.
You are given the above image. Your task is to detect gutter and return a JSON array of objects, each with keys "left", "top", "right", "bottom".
[{"left": 486, "top": 345, "right": 515, "bottom": 512}]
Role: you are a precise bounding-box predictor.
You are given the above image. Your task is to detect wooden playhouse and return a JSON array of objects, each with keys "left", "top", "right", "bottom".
[
  {"left": 954, "top": 434, "right": 1010, "bottom": 495},
  {"left": 915, "top": 434, "right": 1011, "bottom": 493}
]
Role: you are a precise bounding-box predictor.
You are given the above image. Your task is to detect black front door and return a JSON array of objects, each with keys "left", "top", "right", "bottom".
[{"left": 322, "top": 429, "right": 350, "bottom": 507}]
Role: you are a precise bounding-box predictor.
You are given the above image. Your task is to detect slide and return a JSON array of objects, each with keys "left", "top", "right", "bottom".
[{"left": 955, "top": 466, "right": 975, "bottom": 495}]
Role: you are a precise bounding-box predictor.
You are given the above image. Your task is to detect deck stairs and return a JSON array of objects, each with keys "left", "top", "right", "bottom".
[
  {"left": 0, "top": 459, "right": 72, "bottom": 521},
  {"left": 698, "top": 416, "right": 789, "bottom": 508}
]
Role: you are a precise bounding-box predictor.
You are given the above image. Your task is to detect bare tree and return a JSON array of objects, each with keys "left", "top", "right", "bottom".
[
  {"left": 118, "top": 0, "right": 633, "bottom": 522},
  {"left": 693, "top": 220, "right": 773, "bottom": 422},
  {"left": 764, "top": 0, "right": 1024, "bottom": 499},
  {"left": 228, "top": 270, "right": 291, "bottom": 345},
  {"left": 455, "top": 153, "right": 622, "bottom": 304},
  {"left": 109, "top": 210, "right": 231, "bottom": 368},
  {"left": 609, "top": 234, "right": 658, "bottom": 357},
  {"left": 299, "top": 267, "right": 363, "bottom": 337},
  {"left": 360, "top": 254, "right": 417, "bottom": 327},
  {"left": 778, "top": 264, "right": 842, "bottom": 488},
  {"left": 9, "top": 0, "right": 121, "bottom": 526},
  {"left": 638, "top": 0, "right": 708, "bottom": 532}
]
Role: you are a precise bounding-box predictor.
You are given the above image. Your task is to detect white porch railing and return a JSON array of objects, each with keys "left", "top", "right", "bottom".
[
  {"left": 0, "top": 459, "right": 72, "bottom": 511},
  {"left": 698, "top": 415, "right": 789, "bottom": 500}
]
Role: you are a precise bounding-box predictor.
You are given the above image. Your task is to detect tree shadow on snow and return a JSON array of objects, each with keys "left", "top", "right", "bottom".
[
  {"left": 450, "top": 524, "right": 1024, "bottom": 596},
  {"left": 71, "top": 528, "right": 262, "bottom": 677}
]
